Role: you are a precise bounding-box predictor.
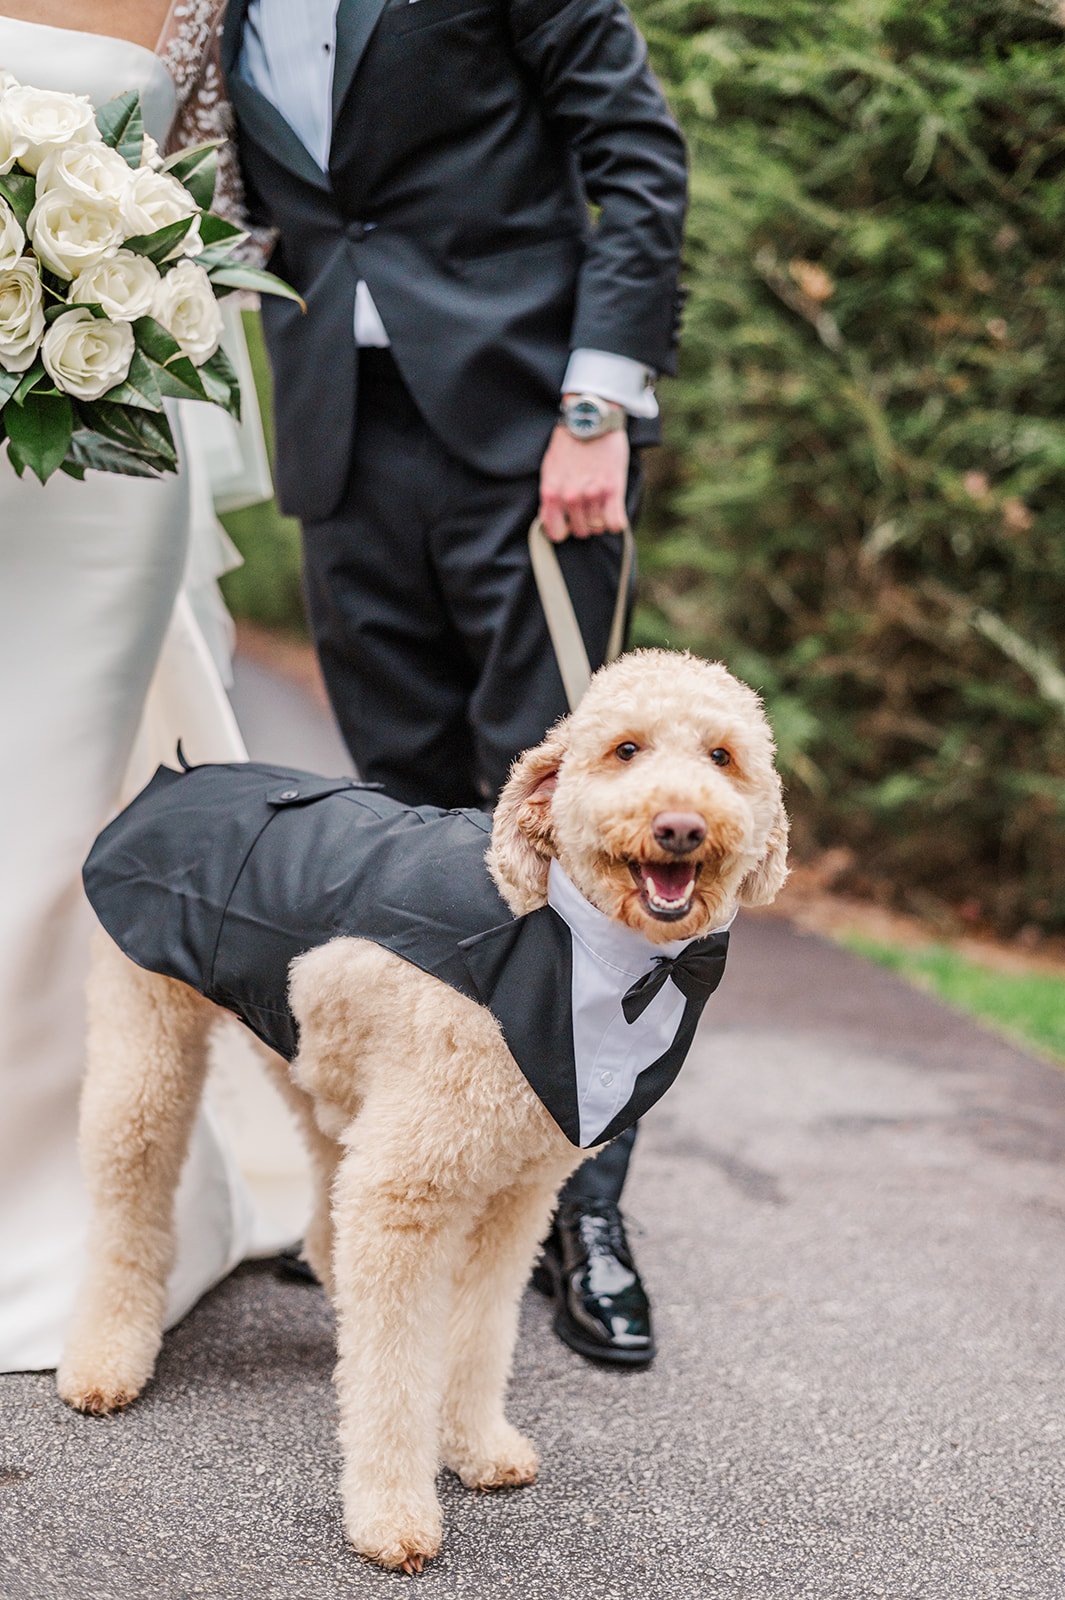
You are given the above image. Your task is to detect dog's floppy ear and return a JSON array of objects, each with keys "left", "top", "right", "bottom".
[
  {"left": 487, "top": 721, "right": 570, "bottom": 915},
  {"left": 737, "top": 782, "right": 790, "bottom": 907}
]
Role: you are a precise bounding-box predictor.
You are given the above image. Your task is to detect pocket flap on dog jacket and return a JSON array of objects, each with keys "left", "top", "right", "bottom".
[{"left": 267, "top": 778, "right": 378, "bottom": 807}]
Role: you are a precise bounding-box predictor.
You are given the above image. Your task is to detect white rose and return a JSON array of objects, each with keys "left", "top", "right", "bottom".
[
  {"left": 151, "top": 260, "right": 222, "bottom": 366},
  {"left": 0, "top": 95, "right": 21, "bottom": 175},
  {"left": 36, "top": 142, "right": 133, "bottom": 212},
  {"left": 0, "top": 256, "right": 44, "bottom": 372},
  {"left": 42, "top": 306, "right": 134, "bottom": 399},
  {"left": 139, "top": 132, "right": 164, "bottom": 171},
  {"left": 0, "top": 193, "right": 24, "bottom": 269},
  {"left": 1, "top": 85, "right": 99, "bottom": 176},
  {"left": 121, "top": 166, "right": 198, "bottom": 250},
  {"left": 27, "top": 188, "right": 123, "bottom": 280},
  {"left": 0, "top": 72, "right": 20, "bottom": 93},
  {"left": 69, "top": 248, "right": 160, "bottom": 321}
]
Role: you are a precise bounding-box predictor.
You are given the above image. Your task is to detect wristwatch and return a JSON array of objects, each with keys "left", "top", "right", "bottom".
[{"left": 559, "top": 393, "right": 627, "bottom": 441}]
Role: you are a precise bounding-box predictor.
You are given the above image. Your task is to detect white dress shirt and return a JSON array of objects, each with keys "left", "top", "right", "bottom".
[
  {"left": 547, "top": 861, "right": 733, "bottom": 1146},
  {"left": 239, "top": 0, "right": 659, "bottom": 415}
]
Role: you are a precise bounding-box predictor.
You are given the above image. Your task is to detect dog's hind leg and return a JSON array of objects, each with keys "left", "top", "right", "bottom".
[
  {"left": 441, "top": 1167, "right": 570, "bottom": 1489},
  {"left": 57, "top": 934, "right": 213, "bottom": 1415},
  {"left": 330, "top": 1109, "right": 473, "bottom": 1573}
]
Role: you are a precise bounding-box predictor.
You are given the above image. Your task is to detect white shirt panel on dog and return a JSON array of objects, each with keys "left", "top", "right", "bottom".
[{"left": 546, "top": 861, "right": 732, "bottom": 1147}]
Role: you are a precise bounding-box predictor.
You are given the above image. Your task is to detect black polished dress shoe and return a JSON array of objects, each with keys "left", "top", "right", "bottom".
[
  {"left": 272, "top": 1244, "right": 320, "bottom": 1285},
  {"left": 533, "top": 1200, "right": 655, "bottom": 1367}
]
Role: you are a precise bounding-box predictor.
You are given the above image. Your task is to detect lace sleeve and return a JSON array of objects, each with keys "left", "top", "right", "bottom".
[{"left": 160, "top": 0, "right": 277, "bottom": 265}]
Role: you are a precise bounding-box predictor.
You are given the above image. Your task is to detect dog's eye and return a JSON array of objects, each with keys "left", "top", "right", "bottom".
[
  {"left": 709, "top": 747, "right": 731, "bottom": 767},
  {"left": 615, "top": 741, "right": 640, "bottom": 762}
]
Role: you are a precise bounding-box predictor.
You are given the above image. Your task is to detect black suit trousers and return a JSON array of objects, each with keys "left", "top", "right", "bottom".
[{"left": 301, "top": 349, "right": 642, "bottom": 809}]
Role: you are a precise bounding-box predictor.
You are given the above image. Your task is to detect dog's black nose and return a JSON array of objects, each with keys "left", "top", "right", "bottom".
[{"left": 652, "top": 811, "right": 707, "bottom": 854}]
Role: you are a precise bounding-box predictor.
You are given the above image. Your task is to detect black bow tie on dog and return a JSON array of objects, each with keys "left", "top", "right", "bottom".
[{"left": 621, "top": 932, "right": 730, "bottom": 1024}]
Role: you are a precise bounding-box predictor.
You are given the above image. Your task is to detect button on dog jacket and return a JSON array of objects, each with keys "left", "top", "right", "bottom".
[{"left": 83, "top": 762, "right": 731, "bottom": 1148}]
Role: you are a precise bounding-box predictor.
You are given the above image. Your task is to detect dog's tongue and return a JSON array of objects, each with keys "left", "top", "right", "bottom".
[{"left": 641, "top": 862, "right": 696, "bottom": 899}]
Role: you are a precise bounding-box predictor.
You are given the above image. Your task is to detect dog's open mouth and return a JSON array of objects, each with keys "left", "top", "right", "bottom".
[{"left": 629, "top": 861, "right": 700, "bottom": 921}]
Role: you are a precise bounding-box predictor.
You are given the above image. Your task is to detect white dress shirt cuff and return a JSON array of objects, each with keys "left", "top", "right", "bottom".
[{"left": 562, "top": 349, "right": 658, "bottom": 419}]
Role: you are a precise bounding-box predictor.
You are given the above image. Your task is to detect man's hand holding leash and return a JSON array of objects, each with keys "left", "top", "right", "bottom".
[{"left": 540, "top": 394, "right": 631, "bottom": 540}]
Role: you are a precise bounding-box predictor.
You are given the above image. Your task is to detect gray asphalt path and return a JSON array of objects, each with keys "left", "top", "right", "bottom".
[{"left": 3, "top": 658, "right": 1063, "bottom": 1600}]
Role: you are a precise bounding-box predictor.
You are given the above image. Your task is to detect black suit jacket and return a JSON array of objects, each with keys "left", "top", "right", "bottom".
[
  {"left": 220, "top": 0, "right": 688, "bottom": 520},
  {"left": 83, "top": 762, "right": 729, "bottom": 1148}
]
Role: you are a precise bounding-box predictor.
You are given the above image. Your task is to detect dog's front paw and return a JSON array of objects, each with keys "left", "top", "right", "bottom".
[
  {"left": 344, "top": 1499, "right": 443, "bottom": 1574},
  {"left": 57, "top": 1356, "right": 148, "bottom": 1415},
  {"left": 57, "top": 1323, "right": 159, "bottom": 1415},
  {"left": 444, "top": 1421, "right": 539, "bottom": 1491}
]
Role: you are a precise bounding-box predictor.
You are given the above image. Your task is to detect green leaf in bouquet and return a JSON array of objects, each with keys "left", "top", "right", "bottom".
[
  {"left": 0, "top": 366, "right": 23, "bottom": 412},
  {"left": 44, "top": 295, "right": 105, "bottom": 323},
  {"left": 133, "top": 315, "right": 184, "bottom": 364},
  {"left": 197, "top": 213, "right": 246, "bottom": 249},
  {"left": 101, "top": 347, "right": 164, "bottom": 411},
  {"left": 149, "top": 352, "right": 209, "bottom": 404},
  {"left": 193, "top": 246, "right": 237, "bottom": 275},
  {"left": 132, "top": 316, "right": 209, "bottom": 402},
  {"left": 5, "top": 391, "right": 74, "bottom": 483},
  {"left": 87, "top": 399, "right": 179, "bottom": 470},
  {"left": 95, "top": 90, "right": 145, "bottom": 167},
  {"left": 0, "top": 172, "right": 35, "bottom": 229},
  {"left": 162, "top": 143, "right": 219, "bottom": 211},
  {"left": 5, "top": 440, "right": 26, "bottom": 476},
  {"left": 154, "top": 357, "right": 210, "bottom": 403},
  {"left": 58, "top": 458, "right": 86, "bottom": 481},
  {"left": 124, "top": 217, "right": 197, "bottom": 264},
  {"left": 68, "top": 427, "right": 169, "bottom": 479},
  {"left": 191, "top": 215, "right": 260, "bottom": 276},
  {"left": 162, "top": 139, "right": 221, "bottom": 173},
  {"left": 197, "top": 344, "right": 242, "bottom": 421},
  {"left": 206, "top": 263, "right": 306, "bottom": 309},
  {"left": 12, "top": 361, "right": 49, "bottom": 405}
]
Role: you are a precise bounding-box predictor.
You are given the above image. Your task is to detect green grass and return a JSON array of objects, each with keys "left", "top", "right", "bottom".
[
  {"left": 841, "top": 937, "right": 1065, "bottom": 1067},
  {"left": 218, "top": 314, "right": 307, "bottom": 636}
]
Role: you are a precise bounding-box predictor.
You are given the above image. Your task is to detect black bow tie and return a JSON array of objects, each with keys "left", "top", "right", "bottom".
[{"left": 621, "top": 933, "right": 730, "bottom": 1024}]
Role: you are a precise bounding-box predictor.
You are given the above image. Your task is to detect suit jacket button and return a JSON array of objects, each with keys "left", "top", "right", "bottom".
[{"left": 279, "top": 789, "right": 300, "bottom": 800}]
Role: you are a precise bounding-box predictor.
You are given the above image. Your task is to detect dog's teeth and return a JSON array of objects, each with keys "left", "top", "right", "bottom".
[
  {"left": 637, "top": 863, "right": 697, "bottom": 915},
  {"left": 646, "top": 883, "right": 694, "bottom": 911}
]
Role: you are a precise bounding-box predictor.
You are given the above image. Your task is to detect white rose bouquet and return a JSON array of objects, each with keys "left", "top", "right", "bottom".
[{"left": 0, "top": 80, "right": 300, "bottom": 483}]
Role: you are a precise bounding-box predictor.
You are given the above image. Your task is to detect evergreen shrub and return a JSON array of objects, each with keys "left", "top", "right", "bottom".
[{"left": 630, "top": 0, "right": 1065, "bottom": 931}]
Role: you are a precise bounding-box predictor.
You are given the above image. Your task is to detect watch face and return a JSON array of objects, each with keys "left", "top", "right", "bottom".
[{"left": 567, "top": 399, "right": 603, "bottom": 438}]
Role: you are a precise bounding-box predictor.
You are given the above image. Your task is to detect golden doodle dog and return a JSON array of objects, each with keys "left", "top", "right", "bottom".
[{"left": 58, "top": 650, "right": 788, "bottom": 1573}]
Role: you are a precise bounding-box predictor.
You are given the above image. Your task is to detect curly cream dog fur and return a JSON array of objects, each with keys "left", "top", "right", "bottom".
[{"left": 57, "top": 650, "right": 788, "bottom": 1574}]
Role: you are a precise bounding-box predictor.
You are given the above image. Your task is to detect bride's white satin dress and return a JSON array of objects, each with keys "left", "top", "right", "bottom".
[{"left": 0, "top": 19, "right": 307, "bottom": 1372}]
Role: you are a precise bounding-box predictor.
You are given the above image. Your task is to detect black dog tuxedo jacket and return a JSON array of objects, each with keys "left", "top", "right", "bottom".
[{"left": 83, "top": 762, "right": 731, "bottom": 1148}]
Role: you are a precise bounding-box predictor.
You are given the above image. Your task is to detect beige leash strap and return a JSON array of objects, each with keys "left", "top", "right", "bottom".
[{"left": 527, "top": 518, "right": 635, "bottom": 712}]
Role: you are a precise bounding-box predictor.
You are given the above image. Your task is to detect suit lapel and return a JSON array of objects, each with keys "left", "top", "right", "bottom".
[
  {"left": 220, "top": 0, "right": 250, "bottom": 74},
  {"left": 220, "top": 0, "right": 332, "bottom": 192},
  {"left": 459, "top": 909, "right": 582, "bottom": 1147},
  {"left": 331, "top": 0, "right": 390, "bottom": 129}
]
